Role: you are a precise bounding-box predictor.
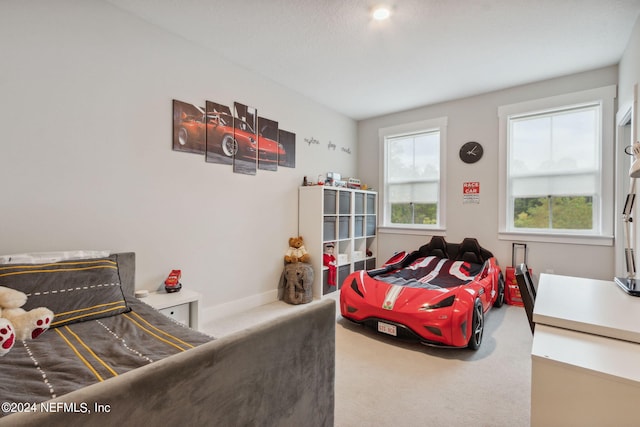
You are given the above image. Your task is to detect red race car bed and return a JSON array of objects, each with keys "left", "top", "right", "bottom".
[{"left": 340, "top": 237, "right": 504, "bottom": 349}]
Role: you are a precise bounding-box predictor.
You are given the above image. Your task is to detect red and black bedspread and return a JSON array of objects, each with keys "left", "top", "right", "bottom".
[{"left": 375, "top": 256, "right": 483, "bottom": 289}]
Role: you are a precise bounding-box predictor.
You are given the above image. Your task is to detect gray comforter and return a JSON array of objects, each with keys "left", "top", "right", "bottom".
[{"left": 0, "top": 299, "right": 212, "bottom": 414}]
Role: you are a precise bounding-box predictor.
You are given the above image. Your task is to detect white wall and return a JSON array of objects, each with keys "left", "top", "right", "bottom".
[
  {"left": 619, "top": 17, "right": 640, "bottom": 114},
  {"left": 358, "top": 66, "right": 619, "bottom": 280},
  {"left": 0, "top": 0, "right": 357, "bottom": 318},
  {"left": 619, "top": 16, "right": 640, "bottom": 276}
]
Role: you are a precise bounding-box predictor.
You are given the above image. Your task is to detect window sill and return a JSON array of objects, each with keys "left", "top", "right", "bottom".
[
  {"left": 498, "top": 231, "right": 613, "bottom": 246},
  {"left": 378, "top": 225, "right": 446, "bottom": 236}
]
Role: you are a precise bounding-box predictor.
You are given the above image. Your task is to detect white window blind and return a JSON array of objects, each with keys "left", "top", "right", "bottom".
[
  {"left": 498, "top": 85, "right": 615, "bottom": 244},
  {"left": 509, "top": 105, "right": 600, "bottom": 199},
  {"left": 379, "top": 117, "right": 447, "bottom": 230}
]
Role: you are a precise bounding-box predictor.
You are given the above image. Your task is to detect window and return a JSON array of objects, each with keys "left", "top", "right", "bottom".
[
  {"left": 379, "top": 118, "right": 447, "bottom": 230},
  {"left": 498, "top": 86, "right": 615, "bottom": 244}
]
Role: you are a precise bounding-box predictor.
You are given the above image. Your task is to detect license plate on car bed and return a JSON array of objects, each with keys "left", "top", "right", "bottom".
[{"left": 377, "top": 321, "right": 397, "bottom": 336}]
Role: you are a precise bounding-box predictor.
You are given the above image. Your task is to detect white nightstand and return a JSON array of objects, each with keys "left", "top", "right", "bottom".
[{"left": 142, "top": 289, "right": 201, "bottom": 330}]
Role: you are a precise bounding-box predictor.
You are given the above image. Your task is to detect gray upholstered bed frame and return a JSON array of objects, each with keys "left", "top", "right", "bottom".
[{"left": 1, "top": 253, "right": 336, "bottom": 426}]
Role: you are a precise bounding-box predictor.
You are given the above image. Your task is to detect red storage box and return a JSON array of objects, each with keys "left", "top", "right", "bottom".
[
  {"left": 505, "top": 243, "right": 532, "bottom": 306},
  {"left": 505, "top": 266, "right": 524, "bottom": 306}
]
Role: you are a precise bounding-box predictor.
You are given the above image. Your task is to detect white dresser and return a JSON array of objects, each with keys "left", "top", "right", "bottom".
[{"left": 531, "top": 274, "right": 640, "bottom": 426}]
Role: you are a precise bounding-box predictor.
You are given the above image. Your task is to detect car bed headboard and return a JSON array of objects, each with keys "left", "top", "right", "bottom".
[
  {"left": 415, "top": 237, "right": 494, "bottom": 264},
  {"left": 115, "top": 252, "right": 135, "bottom": 297}
]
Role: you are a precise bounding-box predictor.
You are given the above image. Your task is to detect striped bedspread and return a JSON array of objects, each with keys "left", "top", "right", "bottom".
[
  {"left": 377, "top": 256, "right": 483, "bottom": 289},
  {"left": 0, "top": 299, "right": 212, "bottom": 412}
]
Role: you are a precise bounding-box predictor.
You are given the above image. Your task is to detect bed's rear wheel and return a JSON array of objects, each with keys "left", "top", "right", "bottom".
[{"left": 467, "top": 298, "right": 484, "bottom": 350}]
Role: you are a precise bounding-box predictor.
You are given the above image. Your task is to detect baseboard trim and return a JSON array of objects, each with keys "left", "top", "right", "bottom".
[{"left": 200, "top": 289, "right": 279, "bottom": 325}]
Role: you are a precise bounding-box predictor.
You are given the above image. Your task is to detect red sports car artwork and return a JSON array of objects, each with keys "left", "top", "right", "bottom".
[
  {"left": 177, "top": 113, "right": 205, "bottom": 150},
  {"left": 340, "top": 237, "right": 504, "bottom": 350},
  {"left": 206, "top": 113, "right": 285, "bottom": 164},
  {"left": 174, "top": 106, "right": 285, "bottom": 163},
  {"left": 173, "top": 100, "right": 206, "bottom": 154}
]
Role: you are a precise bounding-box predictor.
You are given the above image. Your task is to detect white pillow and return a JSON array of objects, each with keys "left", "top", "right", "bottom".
[{"left": 0, "top": 250, "right": 111, "bottom": 264}]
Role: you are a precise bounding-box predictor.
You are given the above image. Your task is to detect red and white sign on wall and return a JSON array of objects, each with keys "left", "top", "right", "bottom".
[{"left": 463, "top": 181, "right": 480, "bottom": 204}]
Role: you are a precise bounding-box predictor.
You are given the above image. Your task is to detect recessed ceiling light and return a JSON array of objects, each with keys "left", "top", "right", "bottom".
[{"left": 372, "top": 6, "right": 391, "bottom": 21}]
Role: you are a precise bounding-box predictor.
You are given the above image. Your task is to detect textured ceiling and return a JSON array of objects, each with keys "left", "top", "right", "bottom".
[{"left": 106, "top": 0, "right": 640, "bottom": 120}]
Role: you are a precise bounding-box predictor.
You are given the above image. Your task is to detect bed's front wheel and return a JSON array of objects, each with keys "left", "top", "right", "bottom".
[
  {"left": 467, "top": 298, "right": 484, "bottom": 350},
  {"left": 493, "top": 272, "right": 505, "bottom": 308}
]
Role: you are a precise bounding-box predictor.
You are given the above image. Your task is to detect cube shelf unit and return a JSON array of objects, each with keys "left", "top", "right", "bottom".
[{"left": 299, "top": 185, "right": 377, "bottom": 298}]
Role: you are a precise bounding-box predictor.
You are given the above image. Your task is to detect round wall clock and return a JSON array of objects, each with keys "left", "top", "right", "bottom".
[{"left": 459, "top": 141, "right": 484, "bottom": 164}]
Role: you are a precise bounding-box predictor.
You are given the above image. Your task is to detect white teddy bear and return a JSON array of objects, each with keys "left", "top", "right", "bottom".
[{"left": 0, "top": 286, "right": 53, "bottom": 356}]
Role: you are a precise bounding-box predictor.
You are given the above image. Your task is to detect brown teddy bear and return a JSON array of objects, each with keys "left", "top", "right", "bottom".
[{"left": 284, "top": 236, "right": 310, "bottom": 263}]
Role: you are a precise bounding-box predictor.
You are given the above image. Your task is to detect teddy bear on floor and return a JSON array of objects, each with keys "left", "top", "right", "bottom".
[
  {"left": 0, "top": 286, "right": 53, "bottom": 356},
  {"left": 284, "top": 236, "right": 310, "bottom": 263}
]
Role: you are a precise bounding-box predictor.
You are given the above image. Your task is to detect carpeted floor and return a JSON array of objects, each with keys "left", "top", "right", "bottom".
[
  {"left": 203, "top": 296, "right": 533, "bottom": 427},
  {"left": 334, "top": 302, "right": 533, "bottom": 427}
]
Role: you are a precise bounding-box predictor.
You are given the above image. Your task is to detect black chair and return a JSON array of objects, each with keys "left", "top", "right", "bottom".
[
  {"left": 515, "top": 263, "right": 536, "bottom": 333},
  {"left": 523, "top": 265, "right": 536, "bottom": 300}
]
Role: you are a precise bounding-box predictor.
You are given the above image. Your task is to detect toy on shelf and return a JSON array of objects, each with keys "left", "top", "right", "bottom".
[
  {"left": 164, "top": 269, "right": 182, "bottom": 293},
  {"left": 323, "top": 242, "right": 337, "bottom": 286}
]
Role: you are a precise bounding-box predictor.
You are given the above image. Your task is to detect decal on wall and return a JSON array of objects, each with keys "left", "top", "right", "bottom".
[
  {"left": 172, "top": 99, "right": 296, "bottom": 172},
  {"left": 304, "top": 137, "right": 320, "bottom": 146},
  {"left": 463, "top": 181, "right": 480, "bottom": 204},
  {"left": 303, "top": 136, "right": 351, "bottom": 155}
]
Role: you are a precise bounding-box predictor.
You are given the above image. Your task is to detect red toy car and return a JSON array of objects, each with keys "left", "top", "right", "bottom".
[
  {"left": 164, "top": 270, "right": 182, "bottom": 293},
  {"left": 340, "top": 237, "right": 504, "bottom": 350}
]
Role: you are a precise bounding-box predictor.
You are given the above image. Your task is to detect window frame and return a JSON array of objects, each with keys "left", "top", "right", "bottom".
[
  {"left": 378, "top": 117, "right": 447, "bottom": 233},
  {"left": 498, "top": 85, "right": 616, "bottom": 245}
]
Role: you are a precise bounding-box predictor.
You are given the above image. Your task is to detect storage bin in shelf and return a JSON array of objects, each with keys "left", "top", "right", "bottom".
[
  {"left": 323, "top": 189, "right": 337, "bottom": 214},
  {"left": 323, "top": 217, "right": 336, "bottom": 241},
  {"left": 366, "top": 194, "right": 376, "bottom": 214},
  {"left": 337, "top": 265, "right": 351, "bottom": 288},
  {"left": 338, "top": 216, "right": 350, "bottom": 239},
  {"left": 355, "top": 193, "right": 365, "bottom": 214},
  {"left": 354, "top": 216, "right": 364, "bottom": 238},
  {"left": 339, "top": 191, "right": 351, "bottom": 215},
  {"left": 366, "top": 216, "right": 376, "bottom": 236}
]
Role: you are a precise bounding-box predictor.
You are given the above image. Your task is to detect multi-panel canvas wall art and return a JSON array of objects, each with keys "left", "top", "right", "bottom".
[{"left": 172, "top": 98, "right": 296, "bottom": 172}]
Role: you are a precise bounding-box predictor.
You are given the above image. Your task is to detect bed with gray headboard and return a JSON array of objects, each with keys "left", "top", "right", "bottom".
[{"left": 0, "top": 252, "right": 335, "bottom": 426}]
